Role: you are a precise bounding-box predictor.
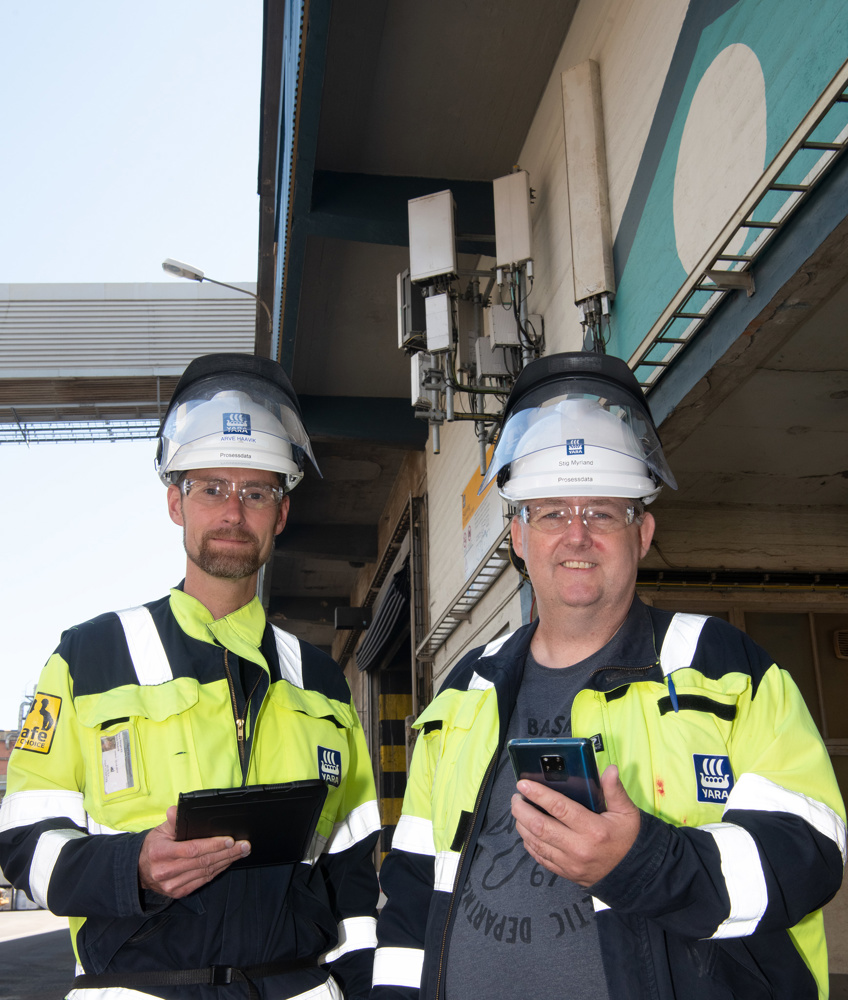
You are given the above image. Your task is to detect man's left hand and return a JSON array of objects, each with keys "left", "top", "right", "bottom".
[{"left": 511, "top": 765, "right": 641, "bottom": 887}]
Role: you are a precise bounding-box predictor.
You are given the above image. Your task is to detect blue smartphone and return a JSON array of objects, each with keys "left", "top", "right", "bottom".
[{"left": 507, "top": 737, "right": 606, "bottom": 813}]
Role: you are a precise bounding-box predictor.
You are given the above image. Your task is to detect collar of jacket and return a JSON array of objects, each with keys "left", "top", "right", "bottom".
[
  {"left": 169, "top": 586, "right": 270, "bottom": 671},
  {"left": 471, "top": 595, "right": 665, "bottom": 708}
]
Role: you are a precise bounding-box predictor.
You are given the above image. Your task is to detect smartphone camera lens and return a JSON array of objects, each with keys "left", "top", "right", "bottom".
[{"left": 540, "top": 754, "right": 567, "bottom": 781}]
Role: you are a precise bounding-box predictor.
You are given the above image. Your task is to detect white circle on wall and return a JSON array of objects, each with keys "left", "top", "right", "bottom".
[{"left": 673, "top": 43, "right": 767, "bottom": 274}]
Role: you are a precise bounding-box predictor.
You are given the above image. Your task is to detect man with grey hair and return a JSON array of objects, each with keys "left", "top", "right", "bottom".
[{"left": 372, "top": 351, "right": 845, "bottom": 1000}]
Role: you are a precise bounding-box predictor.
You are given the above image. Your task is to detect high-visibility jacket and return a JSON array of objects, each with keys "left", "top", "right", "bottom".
[
  {"left": 0, "top": 588, "right": 381, "bottom": 1000},
  {"left": 372, "top": 598, "right": 846, "bottom": 1000}
]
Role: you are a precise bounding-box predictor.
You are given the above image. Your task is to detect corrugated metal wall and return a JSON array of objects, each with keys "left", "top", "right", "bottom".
[
  {"left": 0, "top": 283, "right": 255, "bottom": 377},
  {"left": 0, "top": 283, "right": 256, "bottom": 428}
]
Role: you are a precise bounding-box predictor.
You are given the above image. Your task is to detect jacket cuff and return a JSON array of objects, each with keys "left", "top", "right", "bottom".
[
  {"left": 588, "top": 810, "right": 672, "bottom": 909},
  {"left": 117, "top": 830, "right": 170, "bottom": 916}
]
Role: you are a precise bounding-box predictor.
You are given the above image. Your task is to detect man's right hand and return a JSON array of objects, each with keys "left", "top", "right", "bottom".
[{"left": 138, "top": 805, "right": 251, "bottom": 898}]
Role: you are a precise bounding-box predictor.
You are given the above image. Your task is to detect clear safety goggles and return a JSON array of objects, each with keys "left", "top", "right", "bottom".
[
  {"left": 519, "top": 500, "right": 641, "bottom": 535},
  {"left": 180, "top": 477, "right": 285, "bottom": 511}
]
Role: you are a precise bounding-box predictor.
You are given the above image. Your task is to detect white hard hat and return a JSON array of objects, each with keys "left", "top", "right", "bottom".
[
  {"left": 481, "top": 352, "right": 676, "bottom": 504},
  {"left": 498, "top": 398, "right": 661, "bottom": 503},
  {"left": 156, "top": 354, "right": 320, "bottom": 491}
]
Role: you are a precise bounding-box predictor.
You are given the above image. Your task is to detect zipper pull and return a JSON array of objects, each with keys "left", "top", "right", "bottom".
[{"left": 236, "top": 717, "right": 245, "bottom": 742}]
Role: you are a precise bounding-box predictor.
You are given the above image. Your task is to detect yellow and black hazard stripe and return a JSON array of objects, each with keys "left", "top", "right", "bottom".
[{"left": 378, "top": 668, "right": 412, "bottom": 860}]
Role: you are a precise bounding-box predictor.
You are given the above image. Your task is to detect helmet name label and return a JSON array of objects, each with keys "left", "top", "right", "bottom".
[{"left": 223, "top": 412, "right": 251, "bottom": 435}]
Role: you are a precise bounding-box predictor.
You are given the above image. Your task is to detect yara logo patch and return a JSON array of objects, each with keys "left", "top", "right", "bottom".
[
  {"left": 318, "top": 746, "right": 342, "bottom": 786},
  {"left": 223, "top": 412, "right": 251, "bottom": 435},
  {"left": 693, "top": 753, "right": 734, "bottom": 803},
  {"left": 566, "top": 438, "right": 584, "bottom": 455}
]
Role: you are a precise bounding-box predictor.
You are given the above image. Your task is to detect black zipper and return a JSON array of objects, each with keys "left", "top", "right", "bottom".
[
  {"left": 433, "top": 748, "right": 497, "bottom": 1000},
  {"left": 222, "top": 648, "right": 262, "bottom": 776}
]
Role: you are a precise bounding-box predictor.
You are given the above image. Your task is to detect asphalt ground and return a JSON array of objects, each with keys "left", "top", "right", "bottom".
[{"left": 0, "top": 911, "right": 76, "bottom": 1000}]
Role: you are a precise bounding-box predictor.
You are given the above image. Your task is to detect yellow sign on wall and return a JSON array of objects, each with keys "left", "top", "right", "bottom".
[{"left": 461, "top": 446, "right": 503, "bottom": 580}]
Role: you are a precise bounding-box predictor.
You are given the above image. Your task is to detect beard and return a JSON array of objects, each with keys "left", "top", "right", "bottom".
[{"left": 186, "top": 526, "right": 268, "bottom": 580}]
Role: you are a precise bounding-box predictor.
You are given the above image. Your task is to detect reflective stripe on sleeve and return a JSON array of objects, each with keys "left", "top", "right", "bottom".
[
  {"left": 0, "top": 788, "right": 124, "bottom": 838},
  {"left": 30, "top": 827, "right": 87, "bottom": 909},
  {"left": 271, "top": 625, "right": 305, "bottom": 689},
  {"left": 434, "top": 851, "right": 460, "bottom": 892},
  {"left": 68, "top": 988, "right": 162, "bottom": 999},
  {"left": 701, "top": 821, "right": 767, "bottom": 938},
  {"left": 372, "top": 946, "right": 425, "bottom": 988},
  {"left": 391, "top": 814, "right": 436, "bottom": 856},
  {"left": 69, "top": 979, "right": 344, "bottom": 1000},
  {"left": 117, "top": 606, "right": 173, "bottom": 686},
  {"left": 726, "top": 771, "right": 847, "bottom": 863},
  {"left": 0, "top": 788, "right": 87, "bottom": 832},
  {"left": 319, "top": 915, "right": 378, "bottom": 963},
  {"left": 85, "top": 818, "right": 125, "bottom": 836},
  {"left": 324, "top": 799, "right": 381, "bottom": 855}
]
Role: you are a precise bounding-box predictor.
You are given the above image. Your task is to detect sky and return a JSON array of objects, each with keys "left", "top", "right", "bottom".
[{"left": 0, "top": 2, "right": 263, "bottom": 727}]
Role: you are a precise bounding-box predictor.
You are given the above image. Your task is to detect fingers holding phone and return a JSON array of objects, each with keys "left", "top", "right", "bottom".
[
  {"left": 509, "top": 748, "right": 642, "bottom": 887},
  {"left": 507, "top": 737, "right": 606, "bottom": 813}
]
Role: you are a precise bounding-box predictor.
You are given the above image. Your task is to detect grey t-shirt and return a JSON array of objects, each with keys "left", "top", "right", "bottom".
[{"left": 444, "top": 644, "right": 612, "bottom": 1000}]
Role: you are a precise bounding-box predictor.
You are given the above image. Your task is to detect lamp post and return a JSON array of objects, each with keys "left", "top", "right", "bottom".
[{"left": 161, "top": 258, "right": 273, "bottom": 334}]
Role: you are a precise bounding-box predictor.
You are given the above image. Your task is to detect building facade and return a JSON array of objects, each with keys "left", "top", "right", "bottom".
[{"left": 260, "top": 0, "right": 848, "bottom": 971}]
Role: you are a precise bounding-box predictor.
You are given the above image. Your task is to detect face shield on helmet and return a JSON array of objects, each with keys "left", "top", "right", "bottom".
[
  {"left": 155, "top": 356, "right": 320, "bottom": 492},
  {"left": 480, "top": 353, "right": 676, "bottom": 505}
]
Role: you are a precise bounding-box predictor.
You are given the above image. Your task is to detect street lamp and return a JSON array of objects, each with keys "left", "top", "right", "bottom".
[{"left": 161, "top": 258, "right": 273, "bottom": 332}]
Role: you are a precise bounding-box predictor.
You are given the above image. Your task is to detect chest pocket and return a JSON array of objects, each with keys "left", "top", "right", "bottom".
[
  {"left": 413, "top": 685, "right": 499, "bottom": 851},
  {"left": 75, "top": 607, "right": 201, "bottom": 827},
  {"left": 651, "top": 613, "right": 741, "bottom": 821}
]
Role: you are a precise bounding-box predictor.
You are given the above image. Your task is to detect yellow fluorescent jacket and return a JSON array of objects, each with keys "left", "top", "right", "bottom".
[
  {"left": 372, "top": 600, "right": 846, "bottom": 1000},
  {"left": 0, "top": 588, "right": 381, "bottom": 1000}
]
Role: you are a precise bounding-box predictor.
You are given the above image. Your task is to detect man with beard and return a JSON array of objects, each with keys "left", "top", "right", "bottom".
[{"left": 0, "top": 354, "right": 381, "bottom": 1000}]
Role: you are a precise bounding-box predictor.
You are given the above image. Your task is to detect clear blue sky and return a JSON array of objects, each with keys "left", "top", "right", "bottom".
[{"left": 0, "top": 1, "right": 263, "bottom": 726}]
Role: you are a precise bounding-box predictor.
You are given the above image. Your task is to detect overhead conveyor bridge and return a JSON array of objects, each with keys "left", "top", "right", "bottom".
[{"left": 0, "top": 282, "right": 255, "bottom": 444}]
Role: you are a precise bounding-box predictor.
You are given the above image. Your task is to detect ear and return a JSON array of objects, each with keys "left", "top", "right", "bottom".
[
  {"left": 166, "top": 484, "right": 185, "bottom": 527},
  {"left": 510, "top": 514, "right": 525, "bottom": 560},
  {"left": 637, "top": 511, "right": 656, "bottom": 559},
  {"left": 275, "top": 495, "right": 291, "bottom": 536}
]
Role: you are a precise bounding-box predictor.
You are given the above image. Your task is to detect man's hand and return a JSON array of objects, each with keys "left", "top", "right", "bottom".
[
  {"left": 511, "top": 765, "right": 641, "bottom": 887},
  {"left": 138, "top": 806, "right": 251, "bottom": 898}
]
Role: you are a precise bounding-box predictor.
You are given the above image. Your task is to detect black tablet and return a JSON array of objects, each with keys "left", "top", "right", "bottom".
[{"left": 175, "top": 779, "right": 328, "bottom": 868}]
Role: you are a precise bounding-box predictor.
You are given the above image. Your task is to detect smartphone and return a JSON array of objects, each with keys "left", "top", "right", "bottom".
[{"left": 507, "top": 737, "right": 606, "bottom": 813}]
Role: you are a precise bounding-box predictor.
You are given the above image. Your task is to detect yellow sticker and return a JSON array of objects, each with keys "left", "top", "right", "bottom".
[{"left": 15, "top": 693, "right": 62, "bottom": 754}]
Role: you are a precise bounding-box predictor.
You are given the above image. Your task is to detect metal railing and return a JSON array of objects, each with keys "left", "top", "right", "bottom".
[
  {"left": 630, "top": 64, "right": 848, "bottom": 389},
  {"left": 415, "top": 525, "right": 512, "bottom": 660}
]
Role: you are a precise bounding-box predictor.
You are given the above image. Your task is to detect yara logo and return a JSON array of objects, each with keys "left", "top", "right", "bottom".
[
  {"left": 318, "top": 746, "right": 342, "bottom": 786},
  {"left": 693, "top": 753, "right": 734, "bottom": 803},
  {"left": 223, "top": 412, "right": 251, "bottom": 435}
]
